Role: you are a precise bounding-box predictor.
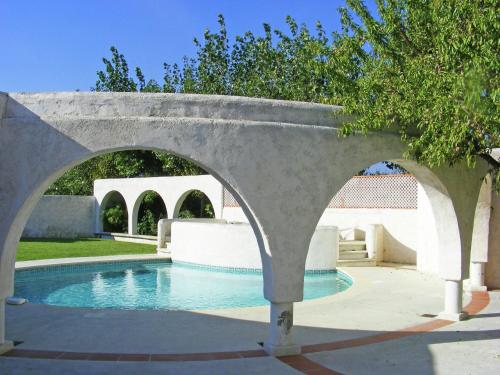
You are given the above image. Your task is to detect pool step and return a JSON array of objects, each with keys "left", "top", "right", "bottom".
[
  {"left": 339, "top": 250, "right": 368, "bottom": 260},
  {"left": 339, "top": 240, "right": 366, "bottom": 251},
  {"left": 338, "top": 240, "right": 371, "bottom": 264},
  {"left": 337, "top": 259, "right": 377, "bottom": 267}
]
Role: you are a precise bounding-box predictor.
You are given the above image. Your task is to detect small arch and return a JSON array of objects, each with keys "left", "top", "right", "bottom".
[
  {"left": 99, "top": 190, "right": 128, "bottom": 233},
  {"left": 132, "top": 190, "right": 168, "bottom": 236},
  {"left": 174, "top": 189, "right": 215, "bottom": 219}
]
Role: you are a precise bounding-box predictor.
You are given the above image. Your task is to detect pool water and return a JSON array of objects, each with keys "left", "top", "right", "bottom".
[{"left": 14, "top": 261, "right": 352, "bottom": 310}]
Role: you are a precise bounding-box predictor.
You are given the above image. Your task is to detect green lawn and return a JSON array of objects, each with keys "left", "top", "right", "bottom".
[{"left": 17, "top": 238, "right": 156, "bottom": 261}]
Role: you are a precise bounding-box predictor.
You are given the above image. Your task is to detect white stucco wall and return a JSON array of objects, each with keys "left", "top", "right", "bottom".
[
  {"left": 318, "top": 208, "right": 419, "bottom": 265},
  {"left": 221, "top": 183, "right": 443, "bottom": 272},
  {"left": 170, "top": 221, "right": 338, "bottom": 271},
  {"left": 223, "top": 206, "right": 420, "bottom": 265},
  {"left": 486, "top": 193, "right": 500, "bottom": 288},
  {"left": 22, "top": 195, "right": 95, "bottom": 238}
]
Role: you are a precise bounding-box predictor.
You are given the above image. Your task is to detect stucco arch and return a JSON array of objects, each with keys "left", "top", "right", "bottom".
[
  {"left": 97, "top": 190, "right": 129, "bottom": 233},
  {"left": 0, "top": 92, "right": 488, "bottom": 354},
  {"left": 172, "top": 189, "right": 216, "bottom": 218},
  {"left": 300, "top": 156, "right": 472, "bottom": 284},
  {"left": 130, "top": 189, "right": 168, "bottom": 235}
]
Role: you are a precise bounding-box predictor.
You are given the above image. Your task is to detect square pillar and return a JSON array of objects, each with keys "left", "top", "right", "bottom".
[
  {"left": 0, "top": 299, "right": 13, "bottom": 355},
  {"left": 438, "top": 280, "right": 468, "bottom": 321},
  {"left": 468, "top": 262, "right": 487, "bottom": 292},
  {"left": 264, "top": 302, "right": 301, "bottom": 356}
]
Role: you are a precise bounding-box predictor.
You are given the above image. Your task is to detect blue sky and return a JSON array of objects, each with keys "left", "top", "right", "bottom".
[{"left": 1, "top": 0, "right": 377, "bottom": 92}]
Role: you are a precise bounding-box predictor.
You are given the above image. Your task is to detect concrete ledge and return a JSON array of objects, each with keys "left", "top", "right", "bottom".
[
  {"left": 15, "top": 254, "right": 170, "bottom": 270},
  {"left": 95, "top": 232, "right": 157, "bottom": 245}
]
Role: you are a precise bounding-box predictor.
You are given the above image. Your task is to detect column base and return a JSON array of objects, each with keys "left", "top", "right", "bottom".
[
  {"left": 437, "top": 311, "right": 468, "bottom": 321},
  {"left": 0, "top": 340, "right": 13, "bottom": 355},
  {"left": 263, "top": 342, "right": 301, "bottom": 357},
  {"left": 465, "top": 283, "right": 487, "bottom": 292}
]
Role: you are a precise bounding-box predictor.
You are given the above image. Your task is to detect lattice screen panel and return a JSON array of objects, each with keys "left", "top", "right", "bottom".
[
  {"left": 223, "top": 174, "right": 418, "bottom": 209},
  {"left": 223, "top": 188, "right": 240, "bottom": 207},
  {"left": 328, "top": 174, "right": 417, "bottom": 209}
]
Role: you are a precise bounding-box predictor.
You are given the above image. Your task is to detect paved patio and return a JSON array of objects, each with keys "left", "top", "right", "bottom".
[{"left": 1, "top": 265, "right": 498, "bottom": 374}]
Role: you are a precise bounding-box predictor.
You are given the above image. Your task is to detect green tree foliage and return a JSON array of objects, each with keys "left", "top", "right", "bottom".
[
  {"left": 102, "top": 193, "right": 128, "bottom": 233},
  {"left": 50, "top": 2, "right": 499, "bottom": 201},
  {"left": 336, "top": 0, "right": 499, "bottom": 188},
  {"left": 178, "top": 190, "right": 215, "bottom": 219},
  {"left": 137, "top": 191, "right": 167, "bottom": 236}
]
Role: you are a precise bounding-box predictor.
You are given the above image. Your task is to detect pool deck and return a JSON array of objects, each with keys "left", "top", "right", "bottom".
[{"left": 1, "top": 257, "right": 499, "bottom": 374}]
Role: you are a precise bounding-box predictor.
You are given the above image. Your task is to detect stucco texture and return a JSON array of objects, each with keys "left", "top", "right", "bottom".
[
  {"left": 22, "top": 195, "right": 95, "bottom": 238},
  {"left": 0, "top": 92, "right": 487, "bottom": 301}
]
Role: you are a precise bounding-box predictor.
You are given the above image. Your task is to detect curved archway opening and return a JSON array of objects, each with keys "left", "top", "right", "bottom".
[
  {"left": 8, "top": 147, "right": 268, "bottom": 314},
  {"left": 307, "top": 159, "right": 461, "bottom": 279},
  {"left": 135, "top": 190, "right": 167, "bottom": 236},
  {"left": 100, "top": 191, "right": 128, "bottom": 233},
  {"left": 175, "top": 190, "right": 215, "bottom": 219}
]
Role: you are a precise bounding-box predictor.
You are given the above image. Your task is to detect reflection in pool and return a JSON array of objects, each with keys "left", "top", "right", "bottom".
[{"left": 15, "top": 261, "right": 352, "bottom": 310}]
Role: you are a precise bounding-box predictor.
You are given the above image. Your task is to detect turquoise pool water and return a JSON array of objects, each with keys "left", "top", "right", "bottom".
[{"left": 14, "top": 261, "right": 352, "bottom": 310}]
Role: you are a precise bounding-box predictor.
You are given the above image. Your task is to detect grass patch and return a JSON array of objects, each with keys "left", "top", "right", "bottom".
[{"left": 17, "top": 238, "right": 156, "bottom": 261}]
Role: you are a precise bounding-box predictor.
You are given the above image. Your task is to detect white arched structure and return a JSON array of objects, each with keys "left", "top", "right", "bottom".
[
  {"left": 96, "top": 190, "right": 129, "bottom": 233},
  {"left": 94, "top": 175, "right": 223, "bottom": 234},
  {"left": 0, "top": 92, "right": 488, "bottom": 355}
]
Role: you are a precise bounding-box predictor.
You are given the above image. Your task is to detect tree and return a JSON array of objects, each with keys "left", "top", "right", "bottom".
[
  {"left": 50, "top": 4, "right": 499, "bottom": 196},
  {"left": 335, "top": 0, "right": 499, "bottom": 189}
]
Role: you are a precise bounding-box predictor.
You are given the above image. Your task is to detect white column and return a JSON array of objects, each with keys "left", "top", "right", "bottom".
[
  {"left": 264, "top": 302, "right": 301, "bottom": 356},
  {"left": 0, "top": 299, "right": 14, "bottom": 355},
  {"left": 128, "top": 211, "right": 137, "bottom": 235},
  {"left": 157, "top": 219, "right": 170, "bottom": 254},
  {"left": 469, "top": 262, "right": 487, "bottom": 291},
  {"left": 438, "top": 280, "right": 467, "bottom": 321}
]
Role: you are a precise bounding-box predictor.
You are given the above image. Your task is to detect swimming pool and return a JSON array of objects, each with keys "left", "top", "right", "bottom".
[{"left": 14, "top": 260, "right": 352, "bottom": 310}]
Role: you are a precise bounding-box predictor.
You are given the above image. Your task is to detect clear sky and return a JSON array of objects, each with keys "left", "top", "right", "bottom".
[{"left": 1, "top": 0, "right": 377, "bottom": 92}]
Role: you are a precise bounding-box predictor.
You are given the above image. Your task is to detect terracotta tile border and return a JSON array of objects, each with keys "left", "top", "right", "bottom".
[
  {"left": 279, "top": 355, "right": 344, "bottom": 375},
  {"left": 1, "top": 291, "right": 490, "bottom": 375},
  {"left": 302, "top": 291, "right": 490, "bottom": 354}
]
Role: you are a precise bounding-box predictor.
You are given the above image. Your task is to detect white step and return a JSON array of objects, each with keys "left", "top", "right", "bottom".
[
  {"left": 337, "top": 259, "right": 376, "bottom": 267},
  {"left": 339, "top": 240, "right": 366, "bottom": 251},
  {"left": 339, "top": 250, "right": 368, "bottom": 260}
]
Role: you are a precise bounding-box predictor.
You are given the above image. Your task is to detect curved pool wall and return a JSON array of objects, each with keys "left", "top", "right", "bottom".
[
  {"left": 14, "top": 259, "right": 352, "bottom": 311},
  {"left": 169, "top": 221, "right": 339, "bottom": 271}
]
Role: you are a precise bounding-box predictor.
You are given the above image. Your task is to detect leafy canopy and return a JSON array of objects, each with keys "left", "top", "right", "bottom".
[
  {"left": 50, "top": 1, "right": 499, "bottom": 197},
  {"left": 337, "top": 0, "right": 499, "bottom": 189}
]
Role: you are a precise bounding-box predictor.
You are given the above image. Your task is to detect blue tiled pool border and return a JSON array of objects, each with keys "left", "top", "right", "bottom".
[{"left": 15, "top": 258, "right": 352, "bottom": 285}]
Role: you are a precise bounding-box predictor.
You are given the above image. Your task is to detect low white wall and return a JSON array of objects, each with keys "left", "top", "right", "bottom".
[
  {"left": 170, "top": 221, "right": 338, "bottom": 271},
  {"left": 222, "top": 205, "right": 428, "bottom": 267},
  {"left": 318, "top": 208, "right": 418, "bottom": 265},
  {"left": 23, "top": 195, "right": 95, "bottom": 238}
]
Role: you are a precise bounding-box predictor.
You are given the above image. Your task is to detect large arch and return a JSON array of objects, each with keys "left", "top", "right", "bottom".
[
  {"left": 173, "top": 189, "right": 216, "bottom": 218},
  {"left": 98, "top": 190, "right": 128, "bottom": 233},
  {"left": 0, "top": 92, "right": 488, "bottom": 355},
  {"left": 130, "top": 190, "right": 167, "bottom": 235}
]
